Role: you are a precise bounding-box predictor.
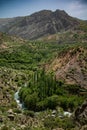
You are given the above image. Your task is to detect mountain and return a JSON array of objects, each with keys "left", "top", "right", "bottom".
[
  {"left": 0, "top": 9, "right": 79, "bottom": 40},
  {"left": 0, "top": 10, "right": 87, "bottom": 130}
]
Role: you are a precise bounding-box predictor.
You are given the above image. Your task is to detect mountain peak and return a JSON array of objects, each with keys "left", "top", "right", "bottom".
[
  {"left": 34, "top": 9, "right": 52, "bottom": 14},
  {"left": 55, "top": 9, "right": 68, "bottom": 15},
  {"left": 55, "top": 9, "right": 66, "bottom": 13},
  {"left": 30, "top": 9, "right": 52, "bottom": 18}
]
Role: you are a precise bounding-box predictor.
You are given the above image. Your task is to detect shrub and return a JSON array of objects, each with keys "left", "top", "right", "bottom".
[
  {"left": 1, "top": 125, "right": 9, "bottom": 130},
  {"left": 36, "top": 95, "right": 59, "bottom": 111},
  {"left": 46, "top": 95, "right": 59, "bottom": 109},
  {"left": 13, "top": 108, "right": 22, "bottom": 113},
  {"left": 24, "top": 93, "right": 38, "bottom": 111},
  {"left": 44, "top": 117, "right": 58, "bottom": 129},
  {"left": 36, "top": 100, "right": 48, "bottom": 111},
  {"left": 23, "top": 110, "right": 35, "bottom": 117},
  {"left": 11, "top": 101, "right": 17, "bottom": 108}
]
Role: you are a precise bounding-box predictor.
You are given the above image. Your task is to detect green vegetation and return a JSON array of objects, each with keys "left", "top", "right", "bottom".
[
  {"left": 43, "top": 116, "right": 75, "bottom": 130},
  {"left": 23, "top": 110, "right": 35, "bottom": 117},
  {"left": 0, "top": 30, "right": 87, "bottom": 130},
  {"left": 19, "top": 69, "right": 85, "bottom": 111},
  {"left": 79, "top": 21, "right": 87, "bottom": 32},
  {"left": 0, "top": 32, "right": 87, "bottom": 71}
]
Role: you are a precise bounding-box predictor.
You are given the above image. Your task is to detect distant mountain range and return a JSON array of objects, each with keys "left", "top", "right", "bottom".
[{"left": 0, "top": 10, "right": 79, "bottom": 40}]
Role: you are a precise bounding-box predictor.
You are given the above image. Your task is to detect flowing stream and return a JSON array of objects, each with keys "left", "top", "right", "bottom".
[{"left": 14, "top": 88, "right": 24, "bottom": 109}]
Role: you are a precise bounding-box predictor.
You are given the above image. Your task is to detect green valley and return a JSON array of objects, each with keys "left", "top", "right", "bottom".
[{"left": 0, "top": 14, "right": 87, "bottom": 129}]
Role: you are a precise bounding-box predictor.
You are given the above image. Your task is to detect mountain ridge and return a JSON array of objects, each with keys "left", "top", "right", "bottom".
[{"left": 0, "top": 9, "right": 79, "bottom": 40}]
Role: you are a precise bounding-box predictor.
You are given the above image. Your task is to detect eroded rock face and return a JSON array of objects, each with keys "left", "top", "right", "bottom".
[
  {"left": 74, "top": 100, "right": 87, "bottom": 126},
  {"left": 0, "top": 10, "right": 79, "bottom": 40},
  {"left": 48, "top": 47, "right": 87, "bottom": 89}
]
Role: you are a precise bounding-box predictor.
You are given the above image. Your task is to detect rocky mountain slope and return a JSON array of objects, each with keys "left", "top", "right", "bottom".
[
  {"left": 0, "top": 10, "right": 79, "bottom": 40},
  {"left": 48, "top": 46, "right": 87, "bottom": 89}
]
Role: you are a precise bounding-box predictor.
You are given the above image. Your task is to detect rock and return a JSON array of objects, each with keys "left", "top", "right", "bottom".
[
  {"left": 51, "top": 114, "right": 56, "bottom": 117},
  {"left": 53, "top": 128, "right": 64, "bottom": 130},
  {"left": 0, "top": 117, "right": 3, "bottom": 123},
  {"left": 74, "top": 100, "right": 87, "bottom": 126},
  {"left": 63, "top": 111, "right": 72, "bottom": 117},
  {"left": 12, "top": 86, "right": 17, "bottom": 91},
  {"left": 11, "top": 127, "right": 16, "bottom": 130},
  {"left": 80, "top": 125, "right": 87, "bottom": 130},
  {"left": 52, "top": 110, "right": 56, "bottom": 114},
  {"left": 8, "top": 114, "right": 14, "bottom": 121},
  {"left": 20, "top": 125, "right": 26, "bottom": 129},
  {"left": 51, "top": 110, "right": 56, "bottom": 117},
  {"left": 7, "top": 109, "right": 13, "bottom": 114}
]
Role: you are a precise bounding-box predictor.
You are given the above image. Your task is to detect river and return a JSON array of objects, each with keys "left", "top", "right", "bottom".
[{"left": 14, "top": 88, "right": 24, "bottom": 109}]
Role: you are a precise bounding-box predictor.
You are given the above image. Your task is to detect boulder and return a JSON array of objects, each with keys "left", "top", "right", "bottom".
[
  {"left": 7, "top": 109, "right": 13, "bottom": 114},
  {"left": 8, "top": 114, "right": 14, "bottom": 121}
]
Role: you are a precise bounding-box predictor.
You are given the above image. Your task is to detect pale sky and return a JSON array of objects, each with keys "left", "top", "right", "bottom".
[{"left": 0, "top": 0, "right": 87, "bottom": 20}]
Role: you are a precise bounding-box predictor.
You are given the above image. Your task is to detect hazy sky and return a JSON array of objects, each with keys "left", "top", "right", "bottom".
[{"left": 0, "top": 0, "right": 87, "bottom": 20}]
